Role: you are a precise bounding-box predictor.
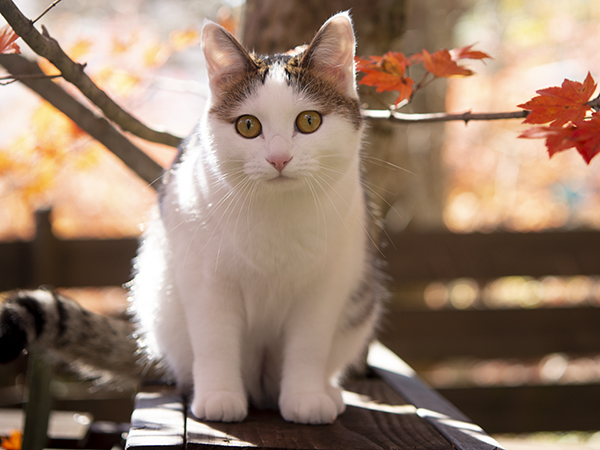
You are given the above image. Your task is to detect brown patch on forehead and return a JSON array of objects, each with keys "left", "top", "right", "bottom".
[
  {"left": 285, "top": 55, "right": 362, "bottom": 130},
  {"left": 209, "top": 51, "right": 362, "bottom": 131},
  {"left": 209, "top": 53, "right": 269, "bottom": 123}
]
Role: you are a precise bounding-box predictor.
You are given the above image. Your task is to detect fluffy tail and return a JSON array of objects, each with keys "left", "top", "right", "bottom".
[{"left": 0, "top": 289, "right": 161, "bottom": 382}]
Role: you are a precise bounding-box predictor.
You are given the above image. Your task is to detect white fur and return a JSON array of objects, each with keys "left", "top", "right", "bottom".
[{"left": 130, "top": 13, "right": 376, "bottom": 424}]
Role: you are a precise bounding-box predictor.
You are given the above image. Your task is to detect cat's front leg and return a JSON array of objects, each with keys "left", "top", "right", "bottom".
[
  {"left": 278, "top": 305, "right": 345, "bottom": 424},
  {"left": 184, "top": 284, "right": 248, "bottom": 422}
]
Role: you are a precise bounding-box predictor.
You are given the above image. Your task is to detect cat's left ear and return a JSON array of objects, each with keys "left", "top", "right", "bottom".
[{"left": 300, "top": 11, "right": 358, "bottom": 99}]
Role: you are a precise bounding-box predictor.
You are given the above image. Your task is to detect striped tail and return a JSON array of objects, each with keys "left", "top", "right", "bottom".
[{"left": 0, "top": 289, "right": 161, "bottom": 382}]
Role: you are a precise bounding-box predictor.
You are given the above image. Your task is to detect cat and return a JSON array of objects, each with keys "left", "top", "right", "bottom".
[{"left": 0, "top": 12, "right": 386, "bottom": 425}]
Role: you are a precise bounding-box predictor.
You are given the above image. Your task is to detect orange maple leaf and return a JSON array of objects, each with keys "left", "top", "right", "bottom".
[
  {"left": 1, "top": 430, "right": 22, "bottom": 450},
  {"left": 518, "top": 125, "right": 577, "bottom": 158},
  {"left": 357, "top": 52, "right": 415, "bottom": 106},
  {"left": 517, "top": 72, "right": 597, "bottom": 127},
  {"left": 571, "top": 112, "right": 600, "bottom": 164},
  {"left": 0, "top": 24, "right": 20, "bottom": 55},
  {"left": 449, "top": 44, "right": 492, "bottom": 61},
  {"left": 421, "top": 49, "right": 473, "bottom": 78}
]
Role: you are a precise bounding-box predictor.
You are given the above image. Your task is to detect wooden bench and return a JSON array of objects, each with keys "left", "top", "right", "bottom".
[{"left": 125, "top": 342, "right": 501, "bottom": 450}]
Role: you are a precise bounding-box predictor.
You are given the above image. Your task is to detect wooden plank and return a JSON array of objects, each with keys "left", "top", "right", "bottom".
[
  {"left": 186, "top": 375, "right": 454, "bottom": 450},
  {"left": 367, "top": 342, "right": 502, "bottom": 450},
  {"left": 3, "top": 229, "right": 600, "bottom": 290},
  {"left": 384, "top": 231, "right": 600, "bottom": 281},
  {"left": 0, "top": 241, "right": 30, "bottom": 291},
  {"left": 379, "top": 307, "right": 600, "bottom": 361},
  {"left": 440, "top": 383, "right": 600, "bottom": 434},
  {"left": 125, "top": 392, "right": 185, "bottom": 450},
  {"left": 60, "top": 238, "right": 137, "bottom": 287}
]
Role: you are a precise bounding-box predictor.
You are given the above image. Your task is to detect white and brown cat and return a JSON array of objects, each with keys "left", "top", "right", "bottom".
[{"left": 0, "top": 12, "right": 386, "bottom": 425}]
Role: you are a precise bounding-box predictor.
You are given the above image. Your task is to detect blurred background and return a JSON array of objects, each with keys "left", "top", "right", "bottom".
[{"left": 1, "top": 0, "right": 600, "bottom": 448}]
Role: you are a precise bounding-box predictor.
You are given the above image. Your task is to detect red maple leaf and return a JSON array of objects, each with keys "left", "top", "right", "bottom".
[
  {"left": 517, "top": 72, "right": 597, "bottom": 127},
  {"left": 0, "top": 24, "right": 20, "bottom": 55},
  {"left": 518, "top": 125, "right": 577, "bottom": 158},
  {"left": 357, "top": 52, "right": 415, "bottom": 106},
  {"left": 571, "top": 112, "right": 600, "bottom": 164},
  {"left": 421, "top": 49, "right": 473, "bottom": 78}
]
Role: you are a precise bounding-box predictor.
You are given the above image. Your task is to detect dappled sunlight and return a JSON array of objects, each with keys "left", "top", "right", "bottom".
[
  {"left": 366, "top": 341, "right": 502, "bottom": 449},
  {"left": 367, "top": 341, "right": 416, "bottom": 378},
  {"left": 342, "top": 390, "right": 417, "bottom": 415},
  {"left": 419, "top": 275, "right": 600, "bottom": 311},
  {"left": 186, "top": 420, "right": 257, "bottom": 447},
  {"left": 341, "top": 390, "right": 504, "bottom": 449}
]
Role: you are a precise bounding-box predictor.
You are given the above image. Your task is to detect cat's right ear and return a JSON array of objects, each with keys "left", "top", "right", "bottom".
[{"left": 202, "top": 21, "right": 256, "bottom": 95}]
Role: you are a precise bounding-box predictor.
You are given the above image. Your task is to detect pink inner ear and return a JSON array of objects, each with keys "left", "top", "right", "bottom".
[
  {"left": 305, "top": 14, "right": 358, "bottom": 97},
  {"left": 202, "top": 22, "right": 252, "bottom": 91}
]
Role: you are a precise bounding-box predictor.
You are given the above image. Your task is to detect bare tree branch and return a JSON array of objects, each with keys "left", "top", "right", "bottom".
[
  {"left": 362, "top": 90, "right": 600, "bottom": 125},
  {"left": 0, "top": 0, "right": 183, "bottom": 148},
  {"left": 0, "top": 54, "right": 164, "bottom": 188},
  {"left": 362, "top": 109, "right": 529, "bottom": 124}
]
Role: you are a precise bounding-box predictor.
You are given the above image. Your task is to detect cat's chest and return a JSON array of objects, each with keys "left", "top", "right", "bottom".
[
  {"left": 165, "top": 189, "right": 357, "bottom": 277},
  {"left": 203, "top": 196, "right": 331, "bottom": 272}
]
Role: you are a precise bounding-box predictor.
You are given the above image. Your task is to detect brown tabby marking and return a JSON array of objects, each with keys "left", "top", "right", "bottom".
[{"left": 209, "top": 49, "right": 361, "bottom": 131}]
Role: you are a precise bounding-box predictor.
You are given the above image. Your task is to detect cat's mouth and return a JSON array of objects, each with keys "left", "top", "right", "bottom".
[{"left": 268, "top": 174, "right": 295, "bottom": 183}]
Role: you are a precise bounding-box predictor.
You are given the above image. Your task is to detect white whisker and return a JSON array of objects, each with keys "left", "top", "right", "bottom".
[{"left": 313, "top": 172, "right": 384, "bottom": 257}]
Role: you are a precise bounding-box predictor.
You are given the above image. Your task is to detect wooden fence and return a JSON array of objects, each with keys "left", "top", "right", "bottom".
[{"left": 1, "top": 210, "right": 600, "bottom": 433}]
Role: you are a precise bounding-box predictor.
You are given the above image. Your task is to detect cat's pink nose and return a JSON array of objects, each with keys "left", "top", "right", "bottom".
[{"left": 267, "top": 153, "right": 292, "bottom": 172}]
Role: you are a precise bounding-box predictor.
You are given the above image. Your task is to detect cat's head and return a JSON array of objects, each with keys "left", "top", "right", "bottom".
[{"left": 200, "top": 12, "right": 363, "bottom": 190}]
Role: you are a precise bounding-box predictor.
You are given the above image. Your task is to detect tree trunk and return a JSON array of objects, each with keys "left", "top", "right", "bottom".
[{"left": 242, "top": 0, "right": 406, "bottom": 56}]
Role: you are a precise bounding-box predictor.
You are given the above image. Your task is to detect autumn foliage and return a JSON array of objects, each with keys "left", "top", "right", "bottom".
[
  {"left": 356, "top": 44, "right": 599, "bottom": 165},
  {"left": 0, "top": 24, "right": 20, "bottom": 55},
  {"left": 0, "top": 431, "right": 22, "bottom": 450},
  {"left": 518, "top": 73, "right": 600, "bottom": 164},
  {"left": 356, "top": 44, "right": 491, "bottom": 107}
]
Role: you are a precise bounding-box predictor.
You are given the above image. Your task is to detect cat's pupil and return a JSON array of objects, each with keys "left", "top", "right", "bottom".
[{"left": 245, "top": 119, "right": 251, "bottom": 130}]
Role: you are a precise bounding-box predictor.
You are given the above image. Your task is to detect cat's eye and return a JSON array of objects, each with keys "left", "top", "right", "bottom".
[
  {"left": 296, "top": 111, "right": 322, "bottom": 134},
  {"left": 236, "top": 115, "right": 262, "bottom": 138}
]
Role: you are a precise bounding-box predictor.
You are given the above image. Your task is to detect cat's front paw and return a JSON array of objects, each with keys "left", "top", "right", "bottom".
[
  {"left": 190, "top": 391, "right": 248, "bottom": 422},
  {"left": 279, "top": 390, "right": 343, "bottom": 424}
]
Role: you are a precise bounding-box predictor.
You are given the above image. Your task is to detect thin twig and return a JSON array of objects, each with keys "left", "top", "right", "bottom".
[
  {"left": 589, "top": 94, "right": 600, "bottom": 112},
  {"left": 362, "top": 108, "right": 529, "bottom": 124},
  {"left": 32, "top": 0, "right": 62, "bottom": 24},
  {"left": 0, "top": 0, "right": 183, "bottom": 148}
]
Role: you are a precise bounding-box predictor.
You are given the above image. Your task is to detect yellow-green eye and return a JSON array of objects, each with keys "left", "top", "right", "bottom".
[
  {"left": 236, "top": 115, "right": 262, "bottom": 138},
  {"left": 296, "top": 111, "right": 322, "bottom": 134}
]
